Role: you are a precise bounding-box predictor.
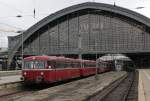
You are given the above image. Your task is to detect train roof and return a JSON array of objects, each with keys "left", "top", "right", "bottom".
[
  {"left": 24, "top": 56, "right": 95, "bottom": 63},
  {"left": 24, "top": 56, "right": 57, "bottom": 61},
  {"left": 82, "top": 60, "right": 96, "bottom": 63}
]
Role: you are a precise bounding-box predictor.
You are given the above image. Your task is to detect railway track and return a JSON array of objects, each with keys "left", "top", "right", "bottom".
[
  {"left": 87, "top": 71, "right": 138, "bottom": 101},
  {"left": 123, "top": 72, "right": 138, "bottom": 101}
]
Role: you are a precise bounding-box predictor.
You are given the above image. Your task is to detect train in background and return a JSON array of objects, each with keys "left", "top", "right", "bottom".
[
  {"left": 97, "top": 54, "right": 134, "bottom": 71},
  {"left": 113, "top": 60, "right": 134, "bottom": 71},
  {"left": 21, "top": 56, "right": 113, "bottom": 84}
]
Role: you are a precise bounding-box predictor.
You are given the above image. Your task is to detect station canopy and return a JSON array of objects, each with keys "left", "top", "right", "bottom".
[{"left": 98, "top": 54, "right": 131, "bottom": 61}]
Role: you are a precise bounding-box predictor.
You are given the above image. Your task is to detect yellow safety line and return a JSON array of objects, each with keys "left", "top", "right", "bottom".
[{"left": 139, "top": 70, "right": 147, "bottom": 101}]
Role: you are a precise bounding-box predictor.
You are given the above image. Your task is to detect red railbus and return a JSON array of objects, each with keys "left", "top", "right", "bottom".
[{"left": 21, "top": 56, "right": 112, "bottom": 83}]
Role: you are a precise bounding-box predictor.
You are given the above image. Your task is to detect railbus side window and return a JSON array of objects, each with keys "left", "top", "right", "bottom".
[
  {"left": 55, "top": 61, "right": 60, "bottom": 68},
  {"left": 98, "top": 62, "right": 101, "bottom": 67},
  {"left": 73, "top": 62, "right": 79, "bottom": 68},
  {"left": 47, "top": 61, "right": 56, "bottom": 69},
  {"left": 73, "top": 62, "right": 80, "bottom": 68},
  {"left": 73, "top": 62, "right": 77, "bottom": 68},
  {"left": 71, "top": 62, "right": 75, "bottom": 68},
  {"left": 93, "top": 63, "right": 95, "bottom": 67},
  {"left": 67, "top": 61, "right": 72, "bottom": 68},
  {"left": 55, "top": 61, "right": 65, "bottom": 68},
  {"left": 85, "top": 62, "right": 95, "bottom": 67},
  {"left": 100, "top": 63, "right": 104, "bottom": 68},
  {"left": 78, "top": 62, "right": 81, "bottom": 68},
  {"left": 64, "top": 61, "right": 69, "bottom": 68}
]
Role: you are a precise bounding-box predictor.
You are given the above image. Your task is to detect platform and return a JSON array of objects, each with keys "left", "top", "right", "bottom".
[
  {"left": 0, "top": 75, "right": 21, "bottom": 89},
  {"left": 138, "top": 69, "right": 150, "bottom": 101},
  {"left": 0, "top": 70, "right": 21, "bottom": 77},
  {"left": 0, "top": 75, "right": 21, "bottom": 84},
  {"left": 14, "top": 71, "right": 126, "bottom": 101}
]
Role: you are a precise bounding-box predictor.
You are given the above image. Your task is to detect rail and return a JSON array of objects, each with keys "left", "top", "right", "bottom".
[{"left": 86, "top": 72, "right": 138, "bottom": 101}]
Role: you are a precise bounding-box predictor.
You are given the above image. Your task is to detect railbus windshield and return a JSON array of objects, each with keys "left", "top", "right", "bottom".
[{"left": 23, "top": 60, "right": 45, "bottom": 69}]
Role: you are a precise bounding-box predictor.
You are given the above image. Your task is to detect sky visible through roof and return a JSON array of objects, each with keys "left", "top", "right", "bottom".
[{"left": 0, "top": 0, "right": 150, "bottom": 48}]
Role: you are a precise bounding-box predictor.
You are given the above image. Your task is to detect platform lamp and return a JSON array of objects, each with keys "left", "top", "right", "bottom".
[
  {"left": 21, "top": 29, "right": 23, "bottom": 69},
  {"left": 16, "top": 15, "right": 24, "bottom": 70},
  {"left": 78, "top": 34, "right": 82, "bottom": 59},
  {"left": 78, "top": 34, "right": 83, "bottom": 68},
  {"left": 17, "top": 8, "right": 36, "bottom": 70},
  {"left": 95, "top": 42, "right": 98, "bottom": 80}
]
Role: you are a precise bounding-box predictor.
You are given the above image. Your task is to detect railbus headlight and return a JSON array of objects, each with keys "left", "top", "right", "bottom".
[
  {"left": 24, "top": 72, "right": 27, "bottom": 75},
  {"left": 40, "top": 72, "right": 44, "bottom": 75}
]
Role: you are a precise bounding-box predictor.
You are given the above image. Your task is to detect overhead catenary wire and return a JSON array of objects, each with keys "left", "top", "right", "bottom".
[
  {"left": 0, "top": 0, "right": 45, "bottom": 20},
  {"left": 0, "top": 1, "right": 26, "bottom": 14}
]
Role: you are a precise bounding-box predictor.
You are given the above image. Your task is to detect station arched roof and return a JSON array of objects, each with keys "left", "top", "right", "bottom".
[{"left": 9, "top": 2, "right": 150, "bottom": 62}]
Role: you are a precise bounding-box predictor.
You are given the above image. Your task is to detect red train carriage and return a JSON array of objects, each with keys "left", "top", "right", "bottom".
[
  {"left": 97, "top": 61, "right": 113, "bottom": 72},
  {"left": 21, "top": 56, "right": 112, "bottom": 83}
]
